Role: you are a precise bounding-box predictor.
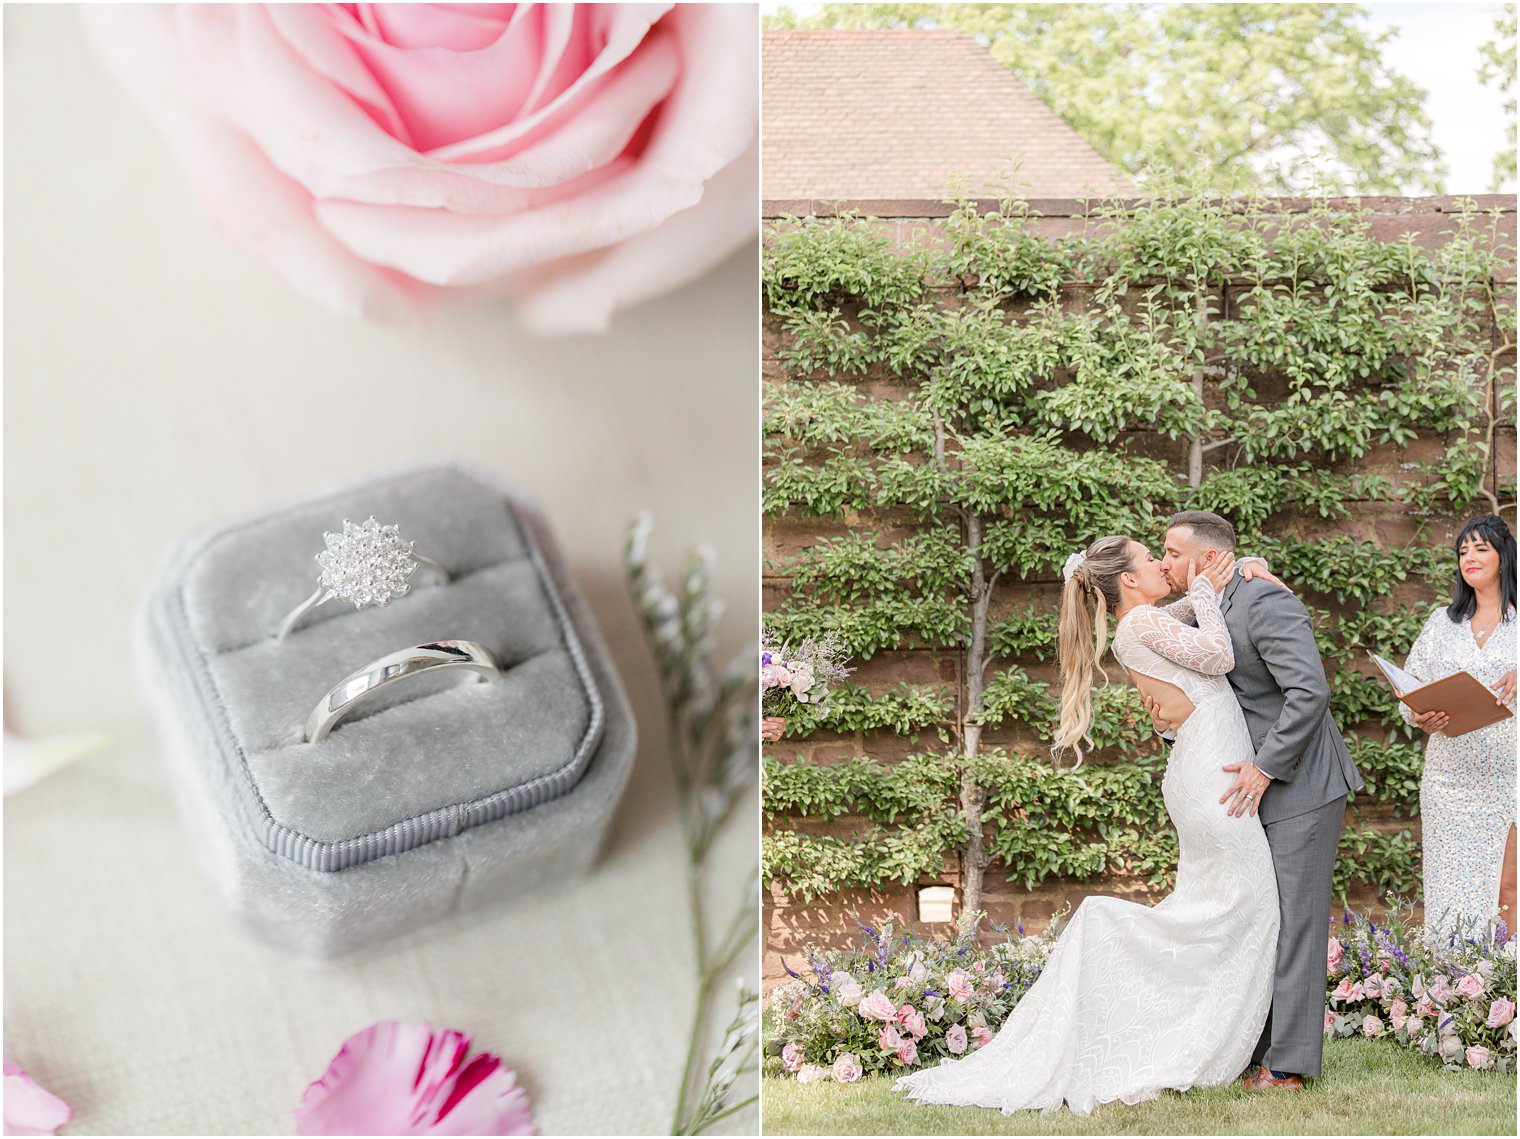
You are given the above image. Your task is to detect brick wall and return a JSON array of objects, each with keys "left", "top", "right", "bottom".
[{"left": 762, "top": 196, "right": 1517, "bottom": 992}]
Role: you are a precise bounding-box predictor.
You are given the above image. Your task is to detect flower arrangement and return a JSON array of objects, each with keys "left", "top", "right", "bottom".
[
  {"left": 1325, "top": 907, "right": 1517, "bottom": 1073},
  {"left": 766, "top": 911, "right": 1061, "bottom": 1080},
  {"left": 760, "top": 630, "right": 853, "bottom": 718}
]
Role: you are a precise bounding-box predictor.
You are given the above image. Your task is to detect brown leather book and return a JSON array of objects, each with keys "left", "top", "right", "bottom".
[{"left": 1370, "top": 653, "right": 1514, "bottom": 737}]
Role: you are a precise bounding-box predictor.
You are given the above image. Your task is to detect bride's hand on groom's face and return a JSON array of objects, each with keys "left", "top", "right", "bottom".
[{"left": 1200, "top": 552, "right": 1235, "bottom": 593}]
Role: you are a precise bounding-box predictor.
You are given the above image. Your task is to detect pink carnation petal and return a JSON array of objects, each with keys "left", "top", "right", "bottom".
[
  {"left": 295, "top": 1022, "right": 534, "bottom": 1137},
  {"left": 3, "top": 1059, "right": 73, "bottom": 1137}
]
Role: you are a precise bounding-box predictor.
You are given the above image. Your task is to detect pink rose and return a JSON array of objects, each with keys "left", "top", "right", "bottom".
[
  {"left": 972, "top": 1026, "right": 994, "bottom": 1049},
  {"left": 84, "top": 5, "right": 758, "bottom": 333},
  {"left": 858, "top": 990, "right": 897, "bottom": 1022},
  {"left": 1407, "top": 1016, "right": 1424, "bottom": 1034},
  {"left": 1430, "top": 977, "right": 1452, "bottom": 1005},
  {"left": 781, "top": 1043, "right": 804, "bottom": 1074},
  {"left": 946, "top": 1024, "right": 968, "bottom": 1054},
  {"left": 1327, "top": 937, "right": 1345, "bottom": 976},
  {"left": 796, "top": 1063, "right": 827, "bottom": 1085},
  {"left": 1377, "top": 955, "right": 1393, "bottom": 974},
  {"left": 878, "top": 1024, "right": 902, "bottom": 1052},
  {"left": 831, "top": 1053, "right": 862, "bottom": 1084},
  {"left": 1466, "top": 1045, "right": 1492, "bottom": 1070},
  {"left": 1324, "top": 1010, "right": 1338, "bottom": 1035},
  {"left": 946, "top": 969, "right": 975, "bottom": 1003},
  {"left": 1362, "top": 974, "right": 1382, "bottom": 999},
  {"left": 1457, "top": 974, "right": 1486, "bottom": 1000},
  {"left": 895, "top": 1038, "right": 918, "bottom": 1066},
  {"left": 1416, "top": 998, "right": 1437, "bottom": 1018},
  {"left": 1330, "top": 978, "right": 1364, "bottom": 1004},
  {"left": 1363, "top": 1015, "right": 1384, "bottom": 1037},
  {"left": 1389, "top": 999, "right": 1409, "bottom": 1032},
  {"left": 3, "top": 1059, "right": 72, "bottom": 1138},
  {"left": 1487, "top": 998, "right": 1516, "bottom": 1028},
  {"left": 897, "top": 1005, "right": 927, "bottom": 1040}
]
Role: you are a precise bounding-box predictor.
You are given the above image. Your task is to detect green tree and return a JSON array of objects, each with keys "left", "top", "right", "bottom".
[
  {"left": 1479, "top": 7, "right": 1516, "bottom": 193},
  {"left": 767, "top": 3, "right": 1445, "bottom": 195}
]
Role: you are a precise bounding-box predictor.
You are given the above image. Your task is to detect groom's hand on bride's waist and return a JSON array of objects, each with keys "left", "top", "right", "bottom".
[{"left": 1220, "top": 760, "right": 1272, "bottom": 818}]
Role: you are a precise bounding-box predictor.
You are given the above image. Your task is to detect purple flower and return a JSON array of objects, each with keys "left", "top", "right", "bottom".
[{"left": 761, "top": 652, "right": 773, "bottom": 666}]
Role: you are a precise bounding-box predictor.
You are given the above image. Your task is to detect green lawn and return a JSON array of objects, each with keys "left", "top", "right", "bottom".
[{"left": 762, "top": 1038, "right": 1516, "bottom": 1135}]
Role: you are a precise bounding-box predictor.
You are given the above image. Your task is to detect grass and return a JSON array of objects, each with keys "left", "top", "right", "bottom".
[{"left": 761, "top": 1038, "right": 1516, "bottom": 1135}]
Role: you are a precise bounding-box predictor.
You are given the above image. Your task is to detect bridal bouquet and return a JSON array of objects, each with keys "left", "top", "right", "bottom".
[
  {"left": 760, "top": 631, "right": 852, "bottom": 718},
  {"left": 1325, "top": 909, "right": 1516, "bottom": 1073},
  {"left": 767, "top": 912, "right": 1061, "bottom": 1080}
]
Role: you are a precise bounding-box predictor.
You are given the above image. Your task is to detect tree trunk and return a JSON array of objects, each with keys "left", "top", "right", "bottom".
[{"left": 959, "top": 512, "right": 993, "bottom": 918}]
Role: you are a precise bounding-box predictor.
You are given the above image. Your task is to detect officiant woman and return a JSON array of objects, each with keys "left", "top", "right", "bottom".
[{"left": 1401, "top": 515, "right": 1517, "bottom": 939}]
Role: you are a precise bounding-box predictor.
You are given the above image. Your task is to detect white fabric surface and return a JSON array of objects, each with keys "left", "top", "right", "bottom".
[
  {"left": 895, "top": 580, "right": 1278, "bottom": 1114},
  {"left": 3, "top": 6, "right": 759, "bottom": 1134}
]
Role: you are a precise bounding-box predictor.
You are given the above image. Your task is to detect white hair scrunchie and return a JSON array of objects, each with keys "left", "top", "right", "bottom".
[{"left": 1062, "top": 551, "right": 1087, "bottom": 582}]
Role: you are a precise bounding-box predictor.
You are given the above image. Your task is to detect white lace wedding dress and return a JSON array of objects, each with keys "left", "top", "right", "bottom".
[{"left": 895, "top": 577, "right": 1279, "bottom": 1115}]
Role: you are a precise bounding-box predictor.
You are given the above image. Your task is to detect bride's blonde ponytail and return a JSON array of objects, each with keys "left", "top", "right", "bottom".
[{"left": 1054, "top": 536, "right": 1134, "bottom": 768}]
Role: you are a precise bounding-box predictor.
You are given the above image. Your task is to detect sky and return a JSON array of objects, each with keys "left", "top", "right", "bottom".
[{"left": 762, "top": 2, "right": 1515, "bottom": 194}]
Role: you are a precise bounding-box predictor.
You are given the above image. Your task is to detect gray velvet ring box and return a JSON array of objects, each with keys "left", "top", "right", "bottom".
[{"left": 135, "top": 463, "right": 637, "bottom": 959}]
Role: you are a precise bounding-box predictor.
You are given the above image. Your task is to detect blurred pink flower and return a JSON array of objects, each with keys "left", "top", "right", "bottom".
[
  {"left": 83, "top": 5, "right": 757, "bottom": 334},
  {"left": 831, "top": 1053, "right": 862, "bottom": 1084},
  {"left": 1487, "top": 998, "right": 1516, "bottom": 1028},
  {"left": 1389, "top": 998, "right": 1409, "bottom": 1032},
  {"left": 1456, "top": 974, "right": 1486, "bottom": 1000},
  {"left": 1330, "top": 978, "right": 1364, "bottom": 1004},
  {"left": 1362, "top": 974, "right": 1382, "bottom": 999},
  {"left": 294, "top": 1021, "right": 533, "bottom": 1136},
  {"left": 1466, "top": 1045, "right": 1492, "bottom": 1070},
  {"left": 895, "top": 1038, "right": 918, "bottom": 1067},
  {"left": 858, "top": 990, "right": 896, "bottom": 1022},
  {"left": 896, "top": 1005, "right": 926, "bottom": 1040},
  {"left": 780, "top": 1043, "right": 803, "bottom": 1074},
  {"left": 1362, "top": 1015, "right": 1384, "bottom": 1037},
  {"left": 945, "top": 1024, "right": 968, "bottom": 1055},
  {"left": 878, "top": 1024, "right": 903, "bottom": 1052},
  {"left": 3, "top": 1059, "right": 72, "bottom": 1137},
  {"left": 1323, "top": 1010, "right": 1337, "bottom": 1035},
  {"left": 1326, "top": 937, "right": 1345, "bottom": 976},
  {"left": 971, "top": 1026, "right": 994, "bottom": 1050},
  {"left": 945, "top": 969, "right": 974, "bottom": 1003}
]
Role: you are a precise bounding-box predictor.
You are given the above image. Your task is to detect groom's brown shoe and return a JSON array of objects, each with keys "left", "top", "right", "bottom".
[{"left": 1244, "top": 1066, "right": 1304, "bottom": 1092}]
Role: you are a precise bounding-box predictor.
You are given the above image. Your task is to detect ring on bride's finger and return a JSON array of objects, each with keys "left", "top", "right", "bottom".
[
  {"left": 276, "top": 517, "right": 448, "bottom": 640},
  {"left": 304, "top": 639, "right": 500, "bottom": 744}
]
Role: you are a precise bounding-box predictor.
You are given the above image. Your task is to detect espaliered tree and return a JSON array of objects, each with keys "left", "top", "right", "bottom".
[{"left": 762, "top": 187, "right": 1515, "bottom": 919}]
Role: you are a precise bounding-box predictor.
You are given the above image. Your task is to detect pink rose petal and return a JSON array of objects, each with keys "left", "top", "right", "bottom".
[
  {"left": 295, "top": 1022, "right": 533, "bottom": 1136},
  {"left": 3, "top": 1058, "right": 72, "bottom": 1137}
]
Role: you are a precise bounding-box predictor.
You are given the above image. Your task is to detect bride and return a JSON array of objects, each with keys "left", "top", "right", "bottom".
[{"left": 895, "top": 535, "right": 1279, "bottom": 1115}]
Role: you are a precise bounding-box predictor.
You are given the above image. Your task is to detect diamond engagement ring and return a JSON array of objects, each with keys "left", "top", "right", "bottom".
[
  {"left": 276, "top": 517, "right": 448, "bottom": 640},
  {"left": 304, "top": 640, "right": 500, "bottom": 743}
]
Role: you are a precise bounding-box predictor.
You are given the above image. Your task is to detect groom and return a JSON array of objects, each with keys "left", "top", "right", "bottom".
[{"left": 1155, "top": 510, "right": 1363, "bottom": 1092}]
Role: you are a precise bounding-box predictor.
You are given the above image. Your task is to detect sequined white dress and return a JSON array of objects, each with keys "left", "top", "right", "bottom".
[
  {"left": 1400, "top": 606, "right": 1518, "bottom": 938},
  {"left": 894, "top": 578, "right": 1278, "bottom": 1115}
]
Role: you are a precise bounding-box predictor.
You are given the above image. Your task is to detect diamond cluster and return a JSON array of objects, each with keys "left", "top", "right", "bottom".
[{"left": 316, "top": 517, "right": 419, "bottom": 608}]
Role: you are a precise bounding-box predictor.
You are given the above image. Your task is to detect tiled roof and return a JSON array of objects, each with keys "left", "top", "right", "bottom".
[{"left": 763, "top": 29, "right": 1136, "bottom": 201}]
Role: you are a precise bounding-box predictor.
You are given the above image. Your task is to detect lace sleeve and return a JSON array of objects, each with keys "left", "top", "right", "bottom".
[{"left": 1125, "top": 578, "right": 1236, "bottom": 676}]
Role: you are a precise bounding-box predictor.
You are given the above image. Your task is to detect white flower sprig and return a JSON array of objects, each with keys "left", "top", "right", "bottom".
[{"left": 625, "top": 515, "right": 758, "bottom": 1134}]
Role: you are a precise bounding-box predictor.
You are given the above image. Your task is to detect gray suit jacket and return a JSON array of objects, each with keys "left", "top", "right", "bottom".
[{"left": 1219, "top": 573, "right": 1364, "bottom": 824}]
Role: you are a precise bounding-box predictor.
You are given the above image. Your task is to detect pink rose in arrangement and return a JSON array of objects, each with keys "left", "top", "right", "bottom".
[
  {"left": 1324, "top": 1010, "right": 1338, "bottom": 1035},
  {"left": 897, "top": 1005, "right": 927, "bottom": 1040},
  {"left": 878, "top": 1024, "right": 903, "bottom": 1052},
  {"left": 1389, "top": 999, "right": 1409, "bottom": 1032},
  {"left": 85, "top": 5, "right": 758, "bottom": 333},
  {"left": 831, "top": 1053, "right": 862, "bottom": 1084},
  {"left": 858, "top": 990, "right": 897, "bottom": 1022},
  {"left": 781, "top": 1043, "right": 804, "bottom": 1074},
  {"left": 1466, "top": 1045, "right": 1492, "bottom": 1070},
  {"left": 895, "top": 1039, "right": 919, "bottom": 1067},
  {"left": 1327, "top": 937, "right": 1345, "bottom": 976},
  {"left": 1362, "top": 1015, "right": 1384, "bottom": 1037},
  {"left": 1330, "top": 978, "right": 1364, "bottom": 1004},
  {"left": 796, "top": 1064, "right": 827, "bottom": 1085},
  {"left": 1407, "top": 1016, "right": 1424, "bottom": 1035},
  {"left": 1456, "top": 974, "right": 1486, "bottom": 1000},
  {"left": 1430, "top": 977, "right": 1453, "bottom": 1005},
  {"left": 1487, "top": 998, "right": 1516, "bottom": 1028},
  {"left": 294, "top": 1021, "right": 533, "bottom": 1136},
  {"left": 1415, "top": 997, "right": 1437, "bottom": 1019},
  {"left": 972, "top": 1026, "right": 994, "bottom": 1050},
  {"left": 946, "top": 969, "right": 975, "bottom": 1002},
  {"left": 762, "top": 664, "right": 792, "bottom": 690},
  {"left": 946, "top": 1024, "right": 968, "bottom": 1055},
  {"left": 1362, "top": 974, "right": 1382, "bottom": 999},
  {"left": 3, "top": 1059, "right": 72, "bottom": 1137}
]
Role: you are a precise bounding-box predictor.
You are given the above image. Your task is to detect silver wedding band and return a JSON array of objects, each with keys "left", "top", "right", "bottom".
[{"left": 304, "top": 640, "right": 500, "bottom": 743}]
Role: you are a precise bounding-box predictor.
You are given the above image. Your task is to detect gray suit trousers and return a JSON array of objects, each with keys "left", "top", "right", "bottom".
[{"left": 1252, "top": 792, "right": 1347, "bottom": 1078}]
